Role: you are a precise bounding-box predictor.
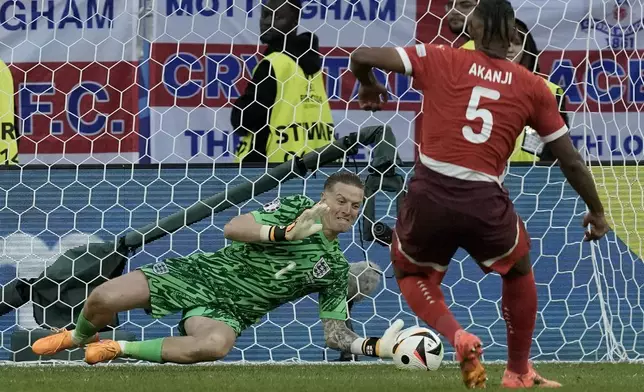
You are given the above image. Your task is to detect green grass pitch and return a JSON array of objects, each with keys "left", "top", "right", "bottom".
[{"left": 1, "top": 363, "right": 643, "bottom": 391}]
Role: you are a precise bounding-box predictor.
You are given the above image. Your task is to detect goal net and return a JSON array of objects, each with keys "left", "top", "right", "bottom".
[{"left": 0, "top": 0, "right": 643, "bottom": 364}]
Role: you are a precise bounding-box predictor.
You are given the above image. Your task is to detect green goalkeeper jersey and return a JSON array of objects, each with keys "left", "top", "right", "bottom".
[
  {"left": 173, "top": 195, "right": 350, "bottom": 326},
  {"left": 142, "top": 195, "right": 350, "bottom": 334},
  {"left": 220, "top": 194, "right": 350, "bottom": 320}
]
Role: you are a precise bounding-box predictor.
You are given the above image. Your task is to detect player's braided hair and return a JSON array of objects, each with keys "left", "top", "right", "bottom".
[
  {"left": 324, "top": 171, "right": 364, "bottom": 191},
  {"left": 474, "top": 0, "right": 515, "bottom": 49}
]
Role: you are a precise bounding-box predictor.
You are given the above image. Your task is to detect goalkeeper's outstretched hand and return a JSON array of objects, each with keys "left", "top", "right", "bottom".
[
  {"left": 376, "top": 319, "right": 405, "bottom": 359},
  {"left": 284, "top": 203, "right": 330, "bottom": 241}
]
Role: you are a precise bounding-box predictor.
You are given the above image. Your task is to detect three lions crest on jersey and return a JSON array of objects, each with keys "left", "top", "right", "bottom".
[{"left": 263, "top": 198, "right": 281, "bottom": 213}]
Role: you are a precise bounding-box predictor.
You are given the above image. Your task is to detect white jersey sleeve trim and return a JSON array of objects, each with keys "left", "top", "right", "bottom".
[
  {"left": 395, "top": 47, "right": 413, "bottom": 76},
  {"left": 540, "top": 125, "right": 569, "bottom": 144}
]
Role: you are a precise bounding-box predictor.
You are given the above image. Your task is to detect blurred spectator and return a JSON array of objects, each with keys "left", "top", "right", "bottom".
[
  {"left": 445, "top": 0, "right": 478, "bottom": 43},
  {"left": 231, "top": 0, "right": 334, "bottom": 163},
  {"left": 0, "top": 58, "right": 17, "bottom": 165}
]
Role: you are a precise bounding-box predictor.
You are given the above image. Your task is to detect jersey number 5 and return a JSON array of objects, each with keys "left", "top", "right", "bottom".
[{"left": 462, "top": 86, "right": 501, "bottom": 144}]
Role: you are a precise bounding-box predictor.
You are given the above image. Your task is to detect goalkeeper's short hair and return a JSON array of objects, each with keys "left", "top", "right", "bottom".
[{"left": 324, "top": 171, "right": 364, "bottom": 191}]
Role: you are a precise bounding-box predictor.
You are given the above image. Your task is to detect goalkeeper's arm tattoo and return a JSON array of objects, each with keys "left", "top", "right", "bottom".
[
  {"left": 322, "top": 319, "right": 360, "bottom": 352},
  {"left": 322, "top": 318, "right": 399, "bottom": 358}
]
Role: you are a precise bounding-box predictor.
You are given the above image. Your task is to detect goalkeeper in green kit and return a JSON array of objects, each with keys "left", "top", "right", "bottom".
[{"left": 32, "top": 172, "right": 406, "bottom": 364}]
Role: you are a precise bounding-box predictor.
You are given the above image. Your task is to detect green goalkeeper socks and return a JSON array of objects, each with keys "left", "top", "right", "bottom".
[
  {"left": 71, "top": 312, "right": 99, "bottom": 344},
  {"left": 119, "top": 339, "right": 165, "bottom": 363}
]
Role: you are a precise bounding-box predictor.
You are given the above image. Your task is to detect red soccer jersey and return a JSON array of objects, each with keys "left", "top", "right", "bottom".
[{"left": 396, "top": 43, "right": 568, "bottom": 183}]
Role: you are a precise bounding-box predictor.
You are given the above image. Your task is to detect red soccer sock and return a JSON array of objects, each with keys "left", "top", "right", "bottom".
[
  {"left": 502, "top": 270, "right": 537, "bottom": 375},
  {"left": 397, "top": 275, "right": 462, "bottom": 347}
]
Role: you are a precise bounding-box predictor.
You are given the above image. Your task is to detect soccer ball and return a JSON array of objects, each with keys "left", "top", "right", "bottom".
[{"left": 392, "top": 327, "right": 444, "bottom": 371}]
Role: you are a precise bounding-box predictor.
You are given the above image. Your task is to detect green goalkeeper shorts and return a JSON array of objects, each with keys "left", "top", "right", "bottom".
[{"left": 139, "top": 255, "right": 255, "bottom": 336}]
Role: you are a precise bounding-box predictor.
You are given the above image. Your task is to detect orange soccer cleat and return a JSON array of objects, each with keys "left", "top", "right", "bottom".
[
  {"left": 85, "top": 339, "right": 123, "bottom": 365},
  {"left": 455, "top": 329, "right": 487, "bottom": 389},
  {"left": 32, "top": 329, "right": 98, "bottom": 356},
  {"left": 501, "top": 365, "right": 562, "bottom": 388}
]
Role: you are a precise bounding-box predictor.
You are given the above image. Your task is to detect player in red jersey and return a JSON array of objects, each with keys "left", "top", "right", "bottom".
[{"left": 349, "top": 0, "right": 609, "bottom": 388}]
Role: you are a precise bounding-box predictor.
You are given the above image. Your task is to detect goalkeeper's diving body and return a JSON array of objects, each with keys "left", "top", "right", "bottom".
[{"left": 32, "top": 172, "right": 404, "bottom": 364}]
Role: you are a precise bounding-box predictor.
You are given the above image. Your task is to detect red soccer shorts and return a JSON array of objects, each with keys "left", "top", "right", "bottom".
[{"left": 391, "top": 164, "right": 531, "bottom": 281}]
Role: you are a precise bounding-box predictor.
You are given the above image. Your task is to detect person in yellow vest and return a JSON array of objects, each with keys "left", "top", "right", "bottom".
[
  {"left": 460, "top": 18, "right": 569, "bottom": 163},
  {"left": 230, "top": 0, "right": 334, "bottom": 163},
  {"left": 0, "top": 58, "right": 18, "bottom": 165}
]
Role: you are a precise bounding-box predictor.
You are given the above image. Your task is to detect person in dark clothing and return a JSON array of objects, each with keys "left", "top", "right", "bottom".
[
  {"left": 230, "top": 0, "right": 328, "bottom": 163},
  {"left": 508, "top": 18, "right": 570, "bottom": 162}
]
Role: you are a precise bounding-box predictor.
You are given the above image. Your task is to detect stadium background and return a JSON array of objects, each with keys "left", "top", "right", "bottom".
[{"left": 0, "top": 0, "right": 643, "bottom": 363}]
